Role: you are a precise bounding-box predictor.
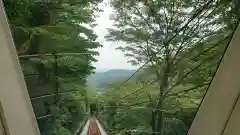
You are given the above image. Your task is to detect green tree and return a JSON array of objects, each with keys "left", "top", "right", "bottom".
[
  {"left": 106, "top": 0, "right": 239, "bottom": 134},
  {"left": 3, "top": 0, "right": 102, "bottom": 134},
  {"left": 100, "top": 78, "right": 201, "bottom": 135}
]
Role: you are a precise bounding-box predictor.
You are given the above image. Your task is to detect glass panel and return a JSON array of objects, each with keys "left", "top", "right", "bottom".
[{"left": 2, "top": 0, "right": 239, "bottom": 135}]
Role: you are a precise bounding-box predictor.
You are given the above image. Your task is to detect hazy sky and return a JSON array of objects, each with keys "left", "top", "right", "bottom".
[{"left": 93, "top": 1, "right": 137, "bottom": 71}]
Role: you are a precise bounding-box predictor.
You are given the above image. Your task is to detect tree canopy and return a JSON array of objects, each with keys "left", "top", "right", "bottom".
[
  {"left": 3, "top": 0, "right": 239, "bottom": 135},
  {"left": 102, "top": 0, "right": 239, "bottom": 134},
  {"left": 3, "top": 0, "right": 102, "bottom": 134}
]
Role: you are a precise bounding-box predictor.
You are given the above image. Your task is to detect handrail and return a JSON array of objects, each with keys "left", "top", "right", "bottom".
[
  {"left": 73, "top": 114, "right": 89, "bottom": 135},
  {"left": 18, "top": 52, "right": 96, "bottom": 58}
]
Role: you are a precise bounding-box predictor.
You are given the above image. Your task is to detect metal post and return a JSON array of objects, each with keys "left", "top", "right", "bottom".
[{"left": 151, "top": 110, "right": 157, "bottom": 135}]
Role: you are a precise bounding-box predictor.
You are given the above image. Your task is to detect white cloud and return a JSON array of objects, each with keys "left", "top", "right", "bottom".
[{"left": 93, "top": 1, "right": 137, "bottom": 71}]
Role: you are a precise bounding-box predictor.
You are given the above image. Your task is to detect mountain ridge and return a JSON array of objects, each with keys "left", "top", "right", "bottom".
[{"left": 88, "top": 69, "right": 136, "bottom": 88}]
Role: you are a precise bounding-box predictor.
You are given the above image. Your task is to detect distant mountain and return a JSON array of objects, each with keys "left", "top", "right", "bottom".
[
  {"left": 95, "top": 68, "right": 109, "bottom": 73},
  {"left": 87, "top": 69, "right": 136, "bottom": 88}
]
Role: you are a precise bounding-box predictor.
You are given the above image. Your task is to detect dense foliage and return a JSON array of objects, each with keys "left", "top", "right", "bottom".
[{"left": 3, "top": 0, "right": 102, "bottom": 134}]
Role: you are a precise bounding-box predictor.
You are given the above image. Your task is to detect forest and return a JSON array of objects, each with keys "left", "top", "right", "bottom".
[{"left": 2, "top": 0, "right": 240, "bottom": 135}]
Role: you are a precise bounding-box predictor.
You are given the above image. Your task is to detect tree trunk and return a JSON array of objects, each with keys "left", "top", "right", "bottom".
[
  {"left": 149, "top": 42, "right": 171, "bottom": 135},
  {"left": 155, "top": 64, "right": 170, "bottom": 135},
  {"left": 151, "top": 110, "right": 157, "bottom": 135},
  {"left": 156, "top": 97, "right": 164, "bottom": 135}
]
